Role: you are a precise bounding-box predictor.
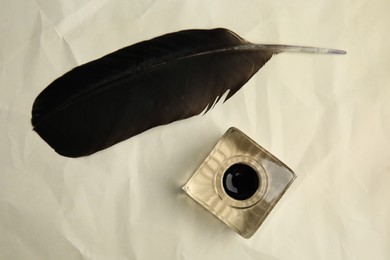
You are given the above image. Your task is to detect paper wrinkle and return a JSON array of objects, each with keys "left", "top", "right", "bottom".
[
  {"left": 35, "top": 0, "right": 101, "bottom": 66},
  {"left": 52, "top": 29, "right": 80, "bottom": 67},
  {"left": 137, "top": 0, "right": 159, "bottom": 21},
  {"left": 2, "top": 0, "right": 390, "bottom": 259},
  {"left": 33, "top": 0, "right": 93, "bottom": 28}
]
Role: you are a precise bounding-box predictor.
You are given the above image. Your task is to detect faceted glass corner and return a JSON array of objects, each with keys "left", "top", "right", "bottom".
[{"left": 183, "top": 127, "right": 296, "bottom": 238}]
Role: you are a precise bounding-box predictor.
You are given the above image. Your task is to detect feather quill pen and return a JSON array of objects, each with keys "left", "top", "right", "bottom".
[{"left": 31, "top": 28, "right": 345, "bottom": 157}]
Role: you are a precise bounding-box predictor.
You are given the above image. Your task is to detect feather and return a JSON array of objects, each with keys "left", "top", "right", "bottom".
[{"left": 31, "top": 28, "right": 345, "bottom": 157}]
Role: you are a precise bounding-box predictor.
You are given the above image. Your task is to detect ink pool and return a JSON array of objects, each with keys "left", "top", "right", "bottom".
[{"left": 222, "top": 163, "right": 259, "bottom": 200}]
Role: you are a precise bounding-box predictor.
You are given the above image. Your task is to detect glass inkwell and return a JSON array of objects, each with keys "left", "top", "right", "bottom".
[{"left": 183, "top": 127, "right": 296, "bottom": 238}]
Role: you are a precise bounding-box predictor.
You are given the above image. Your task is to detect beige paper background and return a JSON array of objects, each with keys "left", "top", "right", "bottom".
[{"left": 1, "top": 0, "right": 389, "bottom": 259}]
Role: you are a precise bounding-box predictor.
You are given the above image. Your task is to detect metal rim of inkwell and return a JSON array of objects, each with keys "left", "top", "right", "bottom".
[{"left": 214, "top": 156, "right": 268, "bottom": 209}]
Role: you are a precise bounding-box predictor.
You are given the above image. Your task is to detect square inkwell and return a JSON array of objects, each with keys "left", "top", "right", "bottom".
[{"left": 183, "top": 127, "right": 296, "bottom": 238}]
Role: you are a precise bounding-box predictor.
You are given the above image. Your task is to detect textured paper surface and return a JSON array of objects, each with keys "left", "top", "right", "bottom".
[{"left": 1, "top": 0, "right": 390, "bottom": 259}]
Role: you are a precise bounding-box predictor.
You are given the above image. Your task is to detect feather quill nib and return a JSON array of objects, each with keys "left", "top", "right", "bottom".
[{"left": 31, "top": 28, "right": 345, "bottom": 157}]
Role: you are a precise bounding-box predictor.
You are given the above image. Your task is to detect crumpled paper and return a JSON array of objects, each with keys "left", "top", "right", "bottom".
[{"left": 1, "top": 0, "right": 390, "bottom": 259}]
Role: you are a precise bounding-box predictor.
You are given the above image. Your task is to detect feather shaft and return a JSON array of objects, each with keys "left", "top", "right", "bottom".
[{"left": 249, "top": 44, "right": 346, "bottom": 54}]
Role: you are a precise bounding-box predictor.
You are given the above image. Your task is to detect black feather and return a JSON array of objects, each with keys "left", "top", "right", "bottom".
[{"left": 31, "top": 28, "right": 345, "bottom": 157}]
